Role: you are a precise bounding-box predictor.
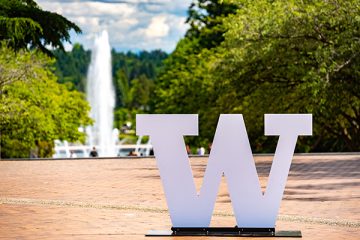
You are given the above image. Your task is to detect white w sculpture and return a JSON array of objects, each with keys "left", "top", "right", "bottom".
[{"left": 136, "top": 114, "right": 312, "bottom": 228}]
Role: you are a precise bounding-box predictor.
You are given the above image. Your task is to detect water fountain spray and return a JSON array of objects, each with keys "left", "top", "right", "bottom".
[{"left": 86, "top": 30, "right": 115, "bottom": 157}]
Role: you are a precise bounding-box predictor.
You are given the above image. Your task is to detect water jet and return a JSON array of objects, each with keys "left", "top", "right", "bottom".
[{"left": 86, "top": 30, "right": 115, "bottom": 157}]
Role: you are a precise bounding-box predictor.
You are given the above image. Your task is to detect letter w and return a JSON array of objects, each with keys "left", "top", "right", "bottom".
[{"left": 136, "top": 114, "right": 312, "bottom": 228}]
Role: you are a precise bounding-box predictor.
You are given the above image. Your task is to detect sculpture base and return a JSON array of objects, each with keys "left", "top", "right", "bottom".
[{"left": 146, "top": 227, "right": 302, "bottom": 237}]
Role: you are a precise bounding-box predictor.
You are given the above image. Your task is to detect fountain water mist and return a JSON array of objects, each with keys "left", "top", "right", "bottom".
[{"left": 86, "top": 30, "right": 115, "bottom": 157}]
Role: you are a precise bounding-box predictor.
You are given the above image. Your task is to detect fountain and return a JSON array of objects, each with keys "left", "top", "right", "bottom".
[
  {"left": 86, "top": 30, "right": 116, "bottom": 157},
  {"left": 52, "top": 30, "right": 152, "bottom": 159}
]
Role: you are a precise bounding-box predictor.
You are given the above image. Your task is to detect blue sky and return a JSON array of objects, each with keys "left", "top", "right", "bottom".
[{"left": 37, "top": 0, "right": 192, "bottom": 52}]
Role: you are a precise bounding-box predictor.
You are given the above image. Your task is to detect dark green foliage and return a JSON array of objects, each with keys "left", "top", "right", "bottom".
[
  {"left": 53, "top": 46, "right": 168, "bottom": 130},
  {"left": 114, "top": 69, "right": 130, "bottom": 108},
  {"left": 0, "top": 0, "right": 81, "bottom": 55},
  {"left": 54, "top": 47, "right": 167, "bottom": 100},
  {"left": 218, "top": 0, "right": 360, "bottom": 152},
  {"left": 130, "top": 74, "right": 154, "bottom": 110},
  {"left": 0, "top": 1, "right": 93, "bottom": 158},
  {"left": 112, "top": 50, "right": 167, "bottom": 82},
  {"left": 112, "top": 50, "right": 167, "bottom": 108},
  {"left": 154, "top": 0, "right": 238, "bottom": 147},
  {"left": 154, "top": 0, "right": 360, "bottom": 152},
  {"left": 53, "top": 44, "right": 91, "bottom": 91},
  {"left": 186, "top": 0, "right": 238, "bottom": 50},
  {"left": 112, "top": 50, "right": 167, "bottom": 129}
]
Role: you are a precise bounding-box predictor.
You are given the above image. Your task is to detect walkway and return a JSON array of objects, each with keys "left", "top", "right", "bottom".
[{"left": 0, "top": 154, "right": 359, "bottom": 239}]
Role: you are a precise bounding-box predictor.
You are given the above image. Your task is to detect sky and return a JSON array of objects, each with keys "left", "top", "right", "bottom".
[{"left": 37, "top": 0, "right": 192, "bottom": 52}]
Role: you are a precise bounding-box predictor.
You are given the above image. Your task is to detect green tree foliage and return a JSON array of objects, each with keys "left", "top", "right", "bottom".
[
  {"left": 0, "top": 46, "right": 92, "bottom": 158},
  {"left": 155, "top": 0, "right": 360, "bottom": 152},
  {"left": 54, "top": 48, "right": 167, "bottom": 105},
  {"left": 112, "top": 50, "right": 167, "bottom": 129},
  {"left": 186, "top": 0, "right": 238, "bottom": 50},
  {"left": 129, "top": 74, "right": 154, "bottom": 110},
  {"left": 218, "top": 0, "right": 360, "bottom": 151},
  {"left": 53, "top": 44, "right": 91, "bottom": 91},
  {"left": 114, "top": 69, "right": 131, "bottom": 108},
  {"left": 154, "top": 0, "right": 238, "bottom": 147},
  {"left": 0, "top": 43, "right": 43, "bottom": 91},
  {"left": 53, "top": 47, "right": 168, "bottom": 131},
  {"left": 155, "top": 39, "right": 223, "bottom": 146},
  {"left": 0, "top": 0, "right": 81, "bottom": 55},
  {"left": 112, "top": 50, "right": 167, "bottom": 108}
]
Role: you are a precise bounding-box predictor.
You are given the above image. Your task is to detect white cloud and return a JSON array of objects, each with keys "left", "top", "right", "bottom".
[
  {"left": 145, "top": 15, "right": 169, "bottom": 38},
  {"left": 63, "top": 42, "right": 74, "bottom": 52},
  {"left": 36, "top": 0, "right": 191, "bottom": 52}
]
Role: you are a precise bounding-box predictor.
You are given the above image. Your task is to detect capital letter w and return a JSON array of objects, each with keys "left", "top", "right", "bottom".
[{"left": 136, "top": 114, "right": 312, "bottom": 228}]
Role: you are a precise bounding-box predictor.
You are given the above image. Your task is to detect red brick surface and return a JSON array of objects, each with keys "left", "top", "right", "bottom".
[{"left": 0, "top": 154, "right": 359, "bottom": 239}]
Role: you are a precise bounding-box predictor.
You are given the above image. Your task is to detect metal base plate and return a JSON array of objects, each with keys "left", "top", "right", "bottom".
[{"left": 146, "top": 227, "right": 302, "bottom": 237}]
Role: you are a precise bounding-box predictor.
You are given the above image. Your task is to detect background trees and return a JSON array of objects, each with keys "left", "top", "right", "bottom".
[
  {"left": 186, "top": 0, "right": 238, "bottom": 50},
  {"left": 53, "top": 44, "right": 91, "bottom": 92},
  {"left": 154, "top": 0, "right": 238, "bottom": 148},
  {"left": 3, "top": 0, "right": 357, "bottom": 157},
  {"left": 54, "top": 48, "right": 168, "bottom": 132},
  {"left": 111, "top": 50, "right": 167, "bottom": 110},
  {"left": 0, "top": 46, "right": 92, "bottom": 158},
  {"left": 42, "top": 0, "right": 360, "bottom": 152},
  {"left": 111, "top": 50, "right": 167, "bottom": 133},
  {"left": 153, "top": 0, "right": 360, "bottom": 152},
  {"left": 217, "top": 0, "right": 360, "bottom": 151},
  {"left": 0, "top": 0, "right": 81, "bottom": 55},
  {"left": 0, "top": 0, "right": 91, "bottom": 158}
]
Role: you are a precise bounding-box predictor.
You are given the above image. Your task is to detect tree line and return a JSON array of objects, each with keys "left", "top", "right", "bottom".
[
  {"left": 1, "top": 0, "right": 359, "bottom": 157},
  {"left": 53, "top": 46, "right": 168, "bottom": 131},
  {"left": 154, "top": 0, "right": 359, "bottom": 152},
  {"left": 0, "top": 0, "right": 91, "bottom": 158}
]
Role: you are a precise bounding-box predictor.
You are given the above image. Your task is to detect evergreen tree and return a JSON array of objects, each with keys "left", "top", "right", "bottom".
[
  {"left": 0, "top": 0, "right": 81, "bottom": 55},
  {"left": 53, "top": 44, "right": 91, "bottom": 91}
]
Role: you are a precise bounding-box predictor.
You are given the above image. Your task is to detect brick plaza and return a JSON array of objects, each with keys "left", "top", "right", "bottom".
[{"left": 0, "top": 154, "right": 359, "bottom": 239}]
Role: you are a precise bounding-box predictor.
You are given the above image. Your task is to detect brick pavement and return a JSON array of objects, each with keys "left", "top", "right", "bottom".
[{"left": 0, "top": 154, "right": 359, "bottom": 239}]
